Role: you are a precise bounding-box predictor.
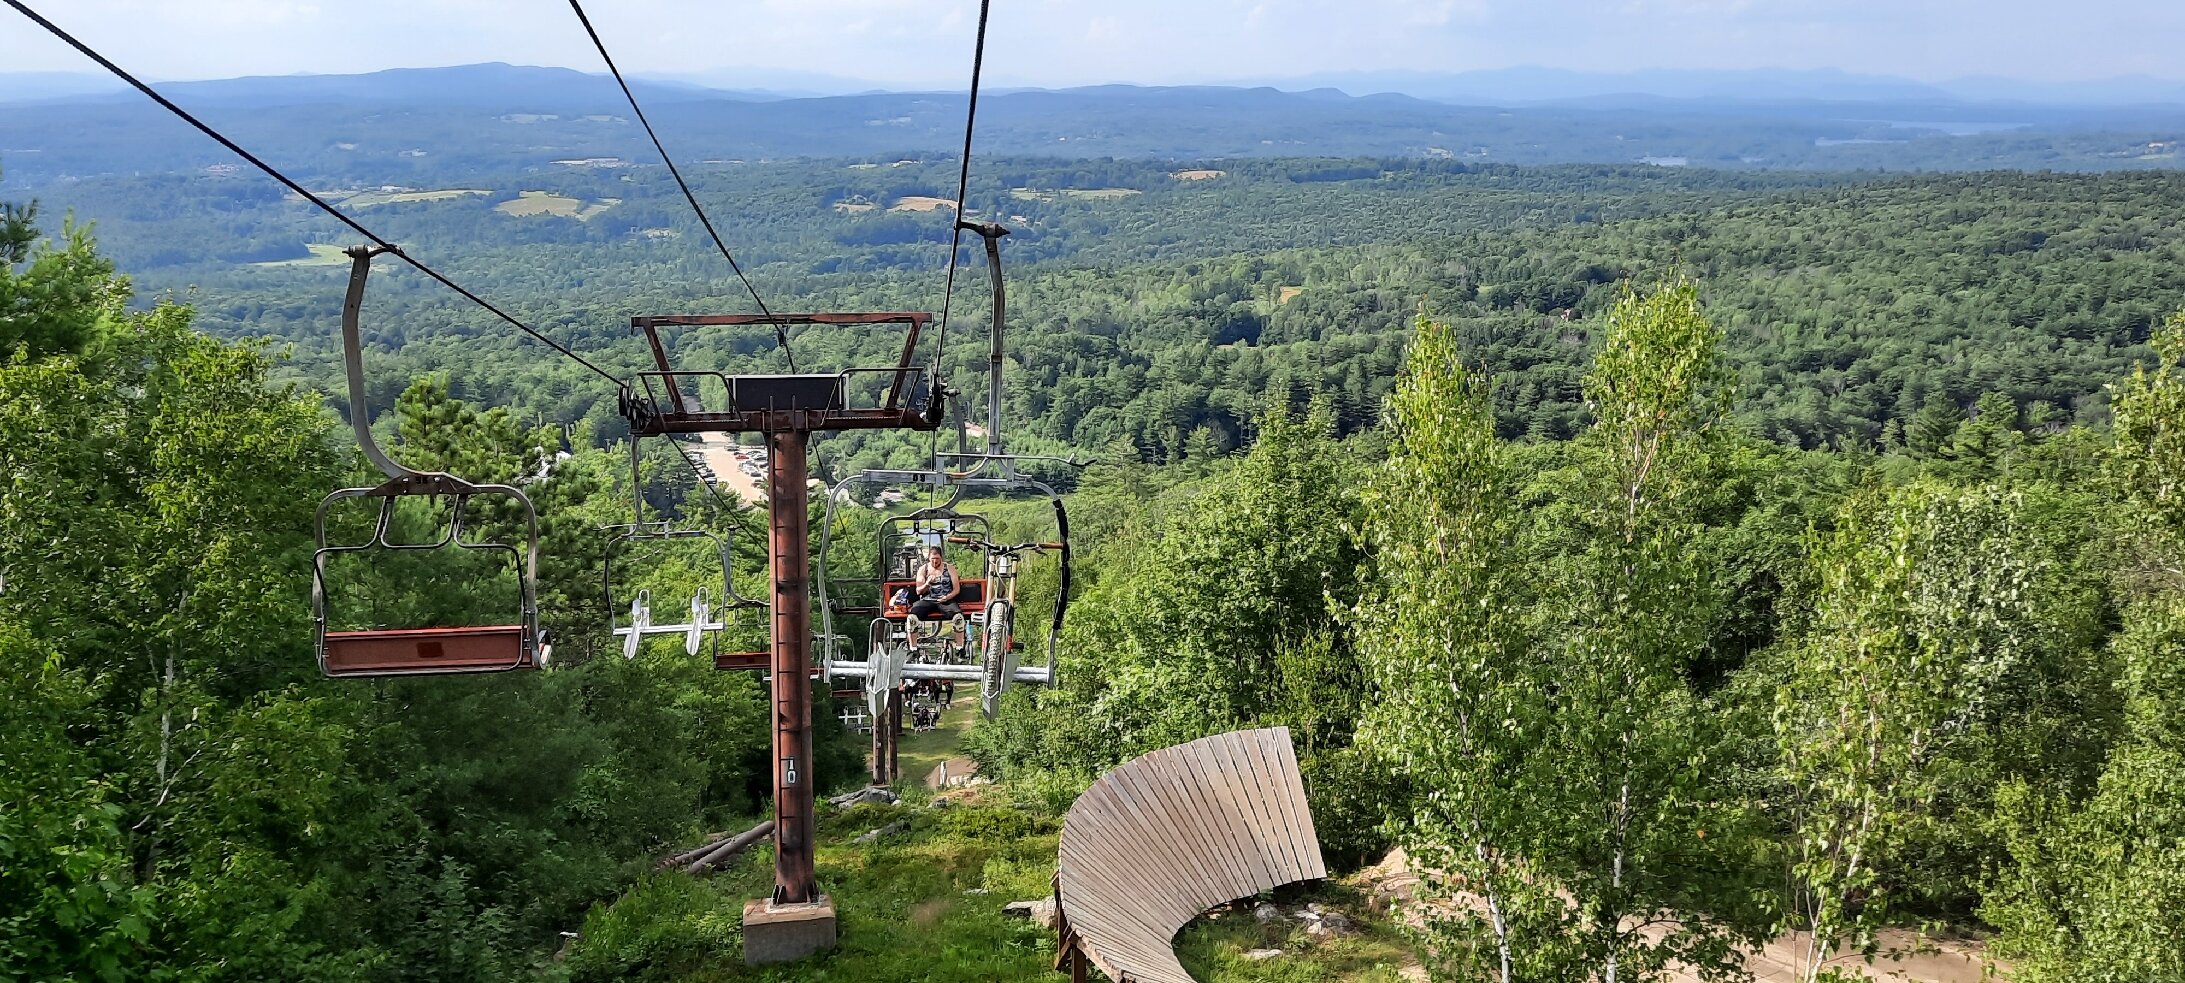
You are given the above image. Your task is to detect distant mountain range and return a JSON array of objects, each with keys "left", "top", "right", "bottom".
[
  {"left": 6, "top": 62, "right": 2185, "bottom": 109},
  {"left": 1218, "top": 68, "right": 2185, "bottom": 108},
  {"left": 0, "top": 63, "right": 752, "bottom": 109},
  {"left": 2, "top": 63, "right": 2181, "bottom": 186}
]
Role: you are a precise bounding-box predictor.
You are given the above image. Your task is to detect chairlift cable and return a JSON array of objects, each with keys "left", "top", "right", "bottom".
[
  {"left": 0, "top": 0, "right": 627, "bottom": 387},
  {"left": 931, "top": 0, "right": 994, "bottom": 379},
  {"left": 566, "top": 0, "right": 798, "bottom": 372}
]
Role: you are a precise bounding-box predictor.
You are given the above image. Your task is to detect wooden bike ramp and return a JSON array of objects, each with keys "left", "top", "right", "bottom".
[{"left": 1055, "top": 727, "right": 1326, "bottom": 983}]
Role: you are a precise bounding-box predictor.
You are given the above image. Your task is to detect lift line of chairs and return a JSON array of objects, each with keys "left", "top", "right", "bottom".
[{"left": 312, "top": 225, "right": 1077, "bottom": 730}]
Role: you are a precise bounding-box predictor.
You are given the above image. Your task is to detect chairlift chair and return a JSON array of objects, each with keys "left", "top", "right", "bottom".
[
  {"left": 811, "top": 221, "right": 1080, "bottom": 718},
  {"left": 602, "top": 437, "right": 765, "bottom": 660},
  {"left": 313, "top": 246, "right": 540, "bottom": 677}
]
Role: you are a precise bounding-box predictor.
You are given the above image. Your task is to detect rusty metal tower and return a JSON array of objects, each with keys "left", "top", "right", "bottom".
[{"left": 621, "top": 311, "right": 942, "bottom": 960}]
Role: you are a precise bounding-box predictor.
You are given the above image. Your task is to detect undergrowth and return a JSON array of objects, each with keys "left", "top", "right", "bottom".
[{"left": 561, "top": 705, "right": 1416, "bottom": 982}]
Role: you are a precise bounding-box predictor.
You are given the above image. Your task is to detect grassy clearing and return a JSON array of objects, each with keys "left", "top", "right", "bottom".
[
  {"left": 1174, "top": 169, "right": 1228, "bottom": 181},
  {"left": 1277, "top": 286, "right": 1304, "bottom": 305},
  {"left": 563, "top": 705, "right": 1420, "bottom": 982},
  {"left": 566, "top": 784, "right": 1416, "bottom": 982},
  {"left": 1175, "top": 889, "right": 1419, "bottom": 983},
  {"left": 890, "top": 196, "right": 957, "bottom": 212},
  {"left": 341, "top": 188, "right": 491, "bottom": 207},
  {"left": 253, "top": 243, "right": 349, "bottom": 267},
  {"left": 898, "top": 701, "right": 978, "bottom": 786},
  {"left": 497, "top": 191, "right": 619, "bottom": 220},
  {"left": 1009, "top": 188, "right": 1142, "bottom": 202}
]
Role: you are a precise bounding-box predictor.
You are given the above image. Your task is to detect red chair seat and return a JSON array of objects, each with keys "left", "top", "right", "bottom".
[
  {"left": 879, "top": 579, "right": 988, "bottom": 617},
  {"left": 323, "top": 625, "right": 531, "bottom": 676}
]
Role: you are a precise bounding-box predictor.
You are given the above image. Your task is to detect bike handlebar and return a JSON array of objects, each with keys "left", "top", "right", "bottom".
[{"left": 942, "top": 537, "right": 1064, "bottom": 555}]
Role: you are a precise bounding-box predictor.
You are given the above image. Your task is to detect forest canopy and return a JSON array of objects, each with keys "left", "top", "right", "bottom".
[{"left": 6, "top": 139, "right": 2185, "bottom": 980}]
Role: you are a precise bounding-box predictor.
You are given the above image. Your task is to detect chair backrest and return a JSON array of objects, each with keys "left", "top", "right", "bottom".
[{"left": 1055, "top": 727, "right": 1325, "bottom": 983}]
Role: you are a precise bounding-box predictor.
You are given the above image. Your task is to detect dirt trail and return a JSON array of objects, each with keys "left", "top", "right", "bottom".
[{"left": 1353, "top": 849, "right": 1992, "bottom": 983}]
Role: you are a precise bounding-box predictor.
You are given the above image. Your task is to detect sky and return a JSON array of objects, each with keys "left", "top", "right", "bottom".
[{"left": 2, "top": 0, "right": 2181, "bottom": 89}]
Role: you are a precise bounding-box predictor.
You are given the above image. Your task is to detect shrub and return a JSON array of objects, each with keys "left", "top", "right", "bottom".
[{"left": 563, "top": 875, "right": 741, "bottom": 982}]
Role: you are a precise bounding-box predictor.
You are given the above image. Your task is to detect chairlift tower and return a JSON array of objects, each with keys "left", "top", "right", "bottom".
[
  {"left": 621, "top": 311, "right": 942, "bottom": 962},
  {"left": 815, "top": 222, "right": 1085, "bottom": 783}
]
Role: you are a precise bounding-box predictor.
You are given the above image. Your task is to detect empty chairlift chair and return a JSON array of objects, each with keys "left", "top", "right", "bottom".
[
  {"left": 313, "top": 245, "right": 541, "bottom": 677},
  {"left": 602, "top": 436, "right": 765, "bottom": 661}
]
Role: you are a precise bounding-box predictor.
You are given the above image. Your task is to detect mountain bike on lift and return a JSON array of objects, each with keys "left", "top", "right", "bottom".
[{"left": 935, "top": 533, "right": 1063, "bottom": 717}]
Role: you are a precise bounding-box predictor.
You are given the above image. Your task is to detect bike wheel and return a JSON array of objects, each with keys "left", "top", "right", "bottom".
[{"left": 981, "top": 600, "right": 1016, "bottom": 719}]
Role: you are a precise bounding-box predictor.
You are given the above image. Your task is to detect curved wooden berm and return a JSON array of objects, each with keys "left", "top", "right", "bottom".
[{"left": 1054, "top": 727, "right": 1326, "bottom": 983}]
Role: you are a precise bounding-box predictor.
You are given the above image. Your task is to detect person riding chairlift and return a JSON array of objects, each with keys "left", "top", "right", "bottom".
[{"left": 908, "top": 544, "right": 966, "bottom": 652}]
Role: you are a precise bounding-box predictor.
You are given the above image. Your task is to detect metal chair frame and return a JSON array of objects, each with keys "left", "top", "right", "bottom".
[
  {"left": 313, "top": 246, "right": 540, "bottom": 677},
  {"left": 602, "top": 437, "right": 765, "bottom": 660}
]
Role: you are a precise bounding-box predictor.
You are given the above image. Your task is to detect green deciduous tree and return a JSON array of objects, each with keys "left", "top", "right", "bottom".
[
  {"left": 1777, "top": 483, "right": 2047, "bottom": 982},
  {"left": 1352, "top": 313, "right": 1542, "bottom": 982},
  {"left": 1983, "top": 308, "right": 2185, "bottom": 978},
  {"left": 1985, "top": 597, "right": 2185, "bottom": 981},
  {"left": 1536, "top": 277, "right": 1768, "bottom": 983},
  {"left": 1360, "top": 283, "right": 1773, "bottom": 983}
]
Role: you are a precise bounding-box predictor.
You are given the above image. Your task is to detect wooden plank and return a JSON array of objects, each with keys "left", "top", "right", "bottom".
[
  {"left": 1135, "top": 744, "right": 1247, "bottom": 907},
  {"left": 1063, "top": 884, "right": 1180, "bottom": 980},
  {"left": 1214, "top": 729, "right": 1276, "bottom": 882},
  {"left": 1057, "top": 862, "right": 1174, "bottom": 969},
  {"left": 1257, "top": 728, "right": 1314, "bottom": 883},
  {"left": 1066, "top": 771, "right": 1232, "bottom": 980},
  {"left": 1248, "top": 728, "right": 1312, "bottom": 884},
  {"left": 1271, "top": 728, "right": 1329, "bottom": 880},
  {"left": 1079, "top": 776, "right": 1182, "bottom": 917},
  {"left": 1104, "top": 762, "right": 1205, "bottom": 924},
  {"left": 1057, "top": 728, "right": 1333, "bottom": 983},
  {"left": 1264, "top": 728, "right": 1320, "bottom": 882},
  {"left": 1168, "top": 741, "right": 1259, "bottom": 907},
  {"left": 1241, "top": 729, "right": 1284, "bottom": 882},
  {"left": 1182, "top": 736, "right": 1266, "bottom": 903},
  {"left": 1214, "top": 738, "right": 1276, "bottom": 891},
  {"left": 1063, "top": 789, "right": 1178, "bottom": 924},
  {"left": 1073, "top": 780, "right": 1194, "bottom": 927},
  {"left": 1064, "top": 798, "right": 1171, "bottom": 921}
]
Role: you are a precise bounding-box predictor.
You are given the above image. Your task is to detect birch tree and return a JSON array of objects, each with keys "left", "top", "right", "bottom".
[
  {"left": 1534, "top": 277, "right": 1768, "bottom": 983},
  {"left": 1776, "top": 483, "right": 2044, "bottom": 982},
  {"left": 1359, "top": 282, "right": 1773, "bottom": 982},
  {"left": 1352, "top": 314, "right": 1547, "bottom": 982}
]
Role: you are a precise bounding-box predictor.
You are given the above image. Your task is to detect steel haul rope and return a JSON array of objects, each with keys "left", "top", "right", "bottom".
[
  {"left": 2, "top": 0, "right": 627, "bottom": 386},
  {"left": 566, "top": 0, "right": 799, "bottom": 372},
  {"left": 924, "top": 0, "right": 997, "bottom": 481}
]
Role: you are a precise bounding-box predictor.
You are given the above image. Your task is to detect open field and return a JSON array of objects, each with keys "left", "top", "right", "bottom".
[
  {"left": 890, "top": 195, "right": 957, "bottom": 212},
  {"left": 495, "top": 190, "right": 618, "bottom": 219},
  {"left": 338, "top": 188, "right": 491, "bottom": 207},
  {"left": 1009, "top": 187, "right": 1142, "bottom": 202},
  {"left": 1174, "top": 168, "right": 1228, "bottom": 180},
  {"left": 252, "top": 243, "right": 349, "bottom": 267}
]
